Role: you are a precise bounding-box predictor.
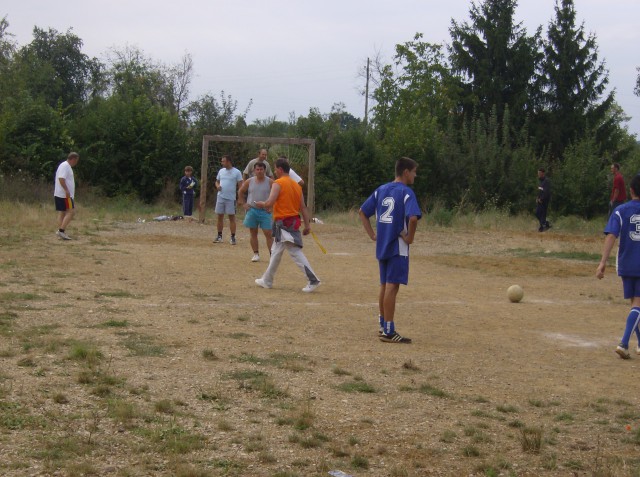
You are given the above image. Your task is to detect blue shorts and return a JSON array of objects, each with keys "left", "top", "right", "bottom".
[
  {"left": 379, "top": 255, "right": 409, "bottom": 285},
  {"left": 243, "top": 207, "right": 272, "bottom": 230},
  {"left": 622, "top": 276, "right": 640, "bottom": 299},
  {"left": 215, "top": 197, "right": 236, "bottom": 215},
  {"left": 54, "top": 196, "right": 74, "bottom": 211}
]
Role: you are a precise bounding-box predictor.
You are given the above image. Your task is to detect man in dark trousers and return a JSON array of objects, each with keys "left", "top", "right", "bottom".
[{"left": 536, "top": 168, "right": 551, "bottom": 232}]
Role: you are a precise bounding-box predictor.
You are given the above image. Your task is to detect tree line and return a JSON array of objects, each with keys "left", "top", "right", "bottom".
[{"left": 1, "top": 0, "right": 639, "bottom": 218}]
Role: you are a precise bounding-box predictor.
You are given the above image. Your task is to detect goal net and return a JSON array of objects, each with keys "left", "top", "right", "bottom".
[{"left": 199, "top": 135, "right": 316, "bottom": 223}]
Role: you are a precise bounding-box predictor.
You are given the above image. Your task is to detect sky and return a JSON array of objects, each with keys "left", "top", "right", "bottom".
[{"left": 3, "top": 0, "right": 640, "bottom": 135}]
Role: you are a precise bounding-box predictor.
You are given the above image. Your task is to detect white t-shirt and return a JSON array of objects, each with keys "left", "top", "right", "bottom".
[{"left": 54, "top": 161, "right": 75, "bottom": 198}]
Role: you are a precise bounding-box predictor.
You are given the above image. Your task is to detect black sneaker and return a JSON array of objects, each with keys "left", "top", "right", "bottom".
[
  {"left": 379, "top": 332, "right": 412, "bottom": 343},
  {"left": 538, "top": 226, "right": 544, "bottom": 232}
]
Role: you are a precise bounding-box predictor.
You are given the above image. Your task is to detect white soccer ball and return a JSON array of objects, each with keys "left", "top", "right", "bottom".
[{"left": 507, "top": 285, "right": 524, "bottom": 303}]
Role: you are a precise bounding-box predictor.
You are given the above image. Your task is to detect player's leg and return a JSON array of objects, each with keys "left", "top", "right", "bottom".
[
  {"left": 214, "top": 198, "right": 225, "bottom": 242},
  {"left": 259, "top": 211, "right": 273, "bottom": 253},
  {"left": 616, "top": 280, "right": 640, "bottom": 358},
  {"left": 229, "top": 214, "right": 236, "bottom": 235},
  {"left": 378, "top": 283, "right": 386, "bottom": 336},
  {"left": 249, "top": 227, "right": 259, "bottom": 252},
  {"left": 57, "top": 210, "right": 65, "bottom": 230},
  {"left": 258, "top": 240, "right": 285, "bottom": 287},
  {"left": 214, "top": 214, "right": 224, "bottom": 241},
  {"left": 60, "top": 209, "right": 74, "bottom": 229},
  {"left": 286, "top": 243, "right": 320, "bottom": 291},
  {"left": 379, "top": 256, "right": 411, "bottom": 343},
  {"left": 535, "top": 203, "right": 544, "bottom": 231},
  {"left": 263, "top": 228, "right": 273, "bottom": 254},
  {"left": 184, "top": 194, "right": 193, "bottom": 216}
]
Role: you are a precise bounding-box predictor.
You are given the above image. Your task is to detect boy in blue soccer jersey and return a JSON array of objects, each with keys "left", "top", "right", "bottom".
[
  {"left": 359, "top": 157, "right": 422, "bottom": 343},
  {"left": 597, "top": 174, "right": 640, "bottom": 359}
]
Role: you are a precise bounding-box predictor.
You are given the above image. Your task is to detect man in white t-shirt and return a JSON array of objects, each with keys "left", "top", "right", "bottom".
[
  {"left": 243, "top": 149, "right": 274, "bottom": 180},
  {"left": 54, "top": 152, "right": 80, "bottom": 240}
]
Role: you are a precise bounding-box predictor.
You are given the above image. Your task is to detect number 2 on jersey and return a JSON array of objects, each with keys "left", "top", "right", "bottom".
[{"left": 380, "top": 197, "right": 395, "bottom": 223}]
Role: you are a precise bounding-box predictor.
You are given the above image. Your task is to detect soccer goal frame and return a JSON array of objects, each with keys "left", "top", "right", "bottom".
[{"left": 199, "top": 135, "right": 316, "bottom": 223}]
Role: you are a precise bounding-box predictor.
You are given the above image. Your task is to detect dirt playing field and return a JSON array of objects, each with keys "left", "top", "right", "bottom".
[{"left": 1, "top": 210, "right": 639, "bottom": 476}]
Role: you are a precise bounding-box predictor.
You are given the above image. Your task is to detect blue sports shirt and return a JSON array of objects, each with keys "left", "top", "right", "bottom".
[
  {"left": 604, "top": 200, "right": 640, "bottom": 277},
  {"left": 360, "top": 181, "right": 422, "bottom": 260}
]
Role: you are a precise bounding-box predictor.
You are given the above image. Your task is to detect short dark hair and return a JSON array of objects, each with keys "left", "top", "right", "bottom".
[
  {"left": 630, "top": 174, "right": 640, "bottom": 197},
  {"left": 538, "top": 167, "right": 546, "bottom": 173},
  {"left": 222, "top": 155, "right": 233, "bottom": 164},
  {"left": 253, "top": 161, "right": 266, "bottom": 170},
  {"left": 395, "top": 157, "right": 417, "bottom": 177},
  {"left": 275, "top": 157, "right": 290, "bottom": 173},
  {"left": 184, "top": 165, "right": 193, "bottom": 173},
  {"left": 613, "top": 163, "right": 621, "bottom": 171}
]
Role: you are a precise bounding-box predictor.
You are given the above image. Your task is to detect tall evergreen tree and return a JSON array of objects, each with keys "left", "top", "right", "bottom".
[
  {"left": 536, "top": 0, "right": 614, "bottom": 159},
  {"left": 448, "top": 0, "right": 541, "bottom": 133}
]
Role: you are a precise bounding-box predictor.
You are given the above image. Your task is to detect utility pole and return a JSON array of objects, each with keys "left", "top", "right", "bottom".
[{"left": 364, "top": 57, "right": 370, "bottom": 130}]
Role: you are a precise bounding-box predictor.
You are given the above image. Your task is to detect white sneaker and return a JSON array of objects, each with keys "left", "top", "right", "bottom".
[
  {"left": 255, "top": 278, "right": 271, "bottom": 289},
  {"left": 302, "top": 282, "right": 321, "bottom": 293},
  {"left": 251, "top": 254, "right": 260, "bottom": 262},
  {"left": 616, "top": 345, "right": 631, "bottom": 359},
  {"left": 56, "top": 231, "right": 72, "bottom": 240}
]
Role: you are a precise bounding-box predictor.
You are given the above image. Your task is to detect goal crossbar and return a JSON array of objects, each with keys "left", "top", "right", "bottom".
[{"left": 199, "top": 135, "right": 316, "bottom": 223}]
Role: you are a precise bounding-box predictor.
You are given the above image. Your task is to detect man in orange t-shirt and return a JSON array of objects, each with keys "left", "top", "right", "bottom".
[{"left": 253, "top": 157, "right": 321, "bottom": 293}]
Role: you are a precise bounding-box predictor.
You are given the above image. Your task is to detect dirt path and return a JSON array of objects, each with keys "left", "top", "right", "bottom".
[{"left": 1, "top": 216, "right": 638, "bottom": 476}]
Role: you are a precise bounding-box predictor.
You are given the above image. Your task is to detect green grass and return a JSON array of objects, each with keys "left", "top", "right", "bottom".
[{"left": 99, "top": 319, "right": 129, "bottom": 328}]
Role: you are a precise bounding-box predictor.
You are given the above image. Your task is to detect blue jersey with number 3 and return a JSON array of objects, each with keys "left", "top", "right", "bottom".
[
  {"left": 360, "top": 182, "right": 422, "bottom": 260},
  {"left": 604, "top": 200, "right": 640, "bottom": 277}
]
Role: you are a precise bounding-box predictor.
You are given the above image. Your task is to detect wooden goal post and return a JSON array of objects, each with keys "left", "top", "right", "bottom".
[{"left": 199, "top": 135, "right": 316, "bottom": 223}]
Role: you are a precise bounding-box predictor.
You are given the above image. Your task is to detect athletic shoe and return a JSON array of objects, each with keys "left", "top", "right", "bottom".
[
  {"left": 230, "top": 236, "right": 236, "bottom": 245},
  {"left": 213, "top": 236, "right": 223, "bottom": 243},
  {"left": 378, "top": 329, "right": 384, "bottom": 337},
  {"left": 56, "top": 231, "right": 72, "bottom": 240},
  {"left": 255, "top": 278, "right": 271, "bottom": 289},
  {"left": 616, "top": 345, "right": 631, "bottom": 359},
  {"left": 544, "top": 223, "right": 552, "bottom": 231},
  {"left": 380, "top": 332, "right": 412, "bottom": 344},
  {"left": 538, "top": 226, "right": 544, "bottom": 233},
  {"left": 251, "top": 254, "right": 260, "bottom": 262},
  {"left": 302, "top": 282, "right": 321, "bottom": 293}
]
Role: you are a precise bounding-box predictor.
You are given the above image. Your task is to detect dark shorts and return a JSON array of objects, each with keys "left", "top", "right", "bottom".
[
  {"left": 622, "top": 276, "right": 640, "bottom": 299},
  {"left": 54, "top": 196, "right": 74, "bottom": 212},
  {"left": 379, "top": 255, "right": 409, "bottom": 285}
]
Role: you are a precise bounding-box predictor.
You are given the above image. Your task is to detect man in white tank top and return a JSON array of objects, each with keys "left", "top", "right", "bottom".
[{"left": 238, "top": 161, "right": 274, "bottom": 262}]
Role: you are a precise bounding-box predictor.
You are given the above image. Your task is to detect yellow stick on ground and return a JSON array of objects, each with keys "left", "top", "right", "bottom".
[{"left": 310, "top": 231, "right": 327, "bottom": 254}]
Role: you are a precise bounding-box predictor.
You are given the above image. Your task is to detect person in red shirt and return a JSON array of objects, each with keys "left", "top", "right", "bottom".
[{"left": 610, "top": 163, "right": 627, "bottom": 216}]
